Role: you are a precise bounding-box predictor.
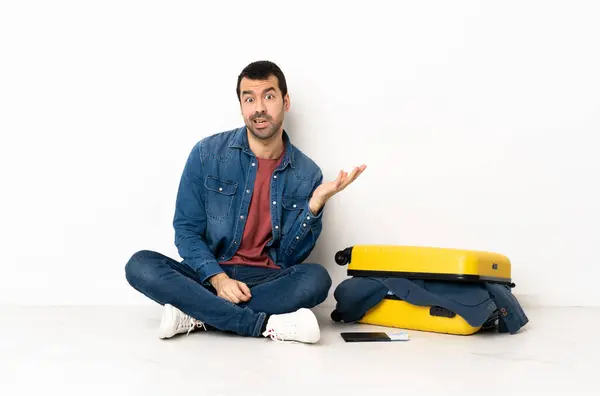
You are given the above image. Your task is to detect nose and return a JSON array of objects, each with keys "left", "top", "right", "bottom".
[{"left": 254, "top": 97, "right": 267, "bottom": 113}]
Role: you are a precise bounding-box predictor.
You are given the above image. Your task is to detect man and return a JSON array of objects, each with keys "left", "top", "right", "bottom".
[{"left": 125, "top": 60, "right": 366, "bottom": 343}]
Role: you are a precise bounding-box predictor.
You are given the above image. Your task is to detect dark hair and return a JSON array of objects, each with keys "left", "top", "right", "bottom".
[{"left": 236, "top": 60, "right": 288, "bottom": 101}]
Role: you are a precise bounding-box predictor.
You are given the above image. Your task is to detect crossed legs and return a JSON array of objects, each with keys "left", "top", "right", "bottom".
[{"left": 124, "top": 250, "right": 331, "bottom": 340}]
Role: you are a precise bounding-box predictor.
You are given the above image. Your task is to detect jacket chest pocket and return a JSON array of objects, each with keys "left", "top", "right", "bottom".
[
  {"left": 281, "top": 195, "right": 306, "bottom": 232},
  {"left": 204, "top": 176, "right": 237, "bottom": 220}
]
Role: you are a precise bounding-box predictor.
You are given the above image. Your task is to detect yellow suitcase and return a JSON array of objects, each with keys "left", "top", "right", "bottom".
[
  {"left": 334, "top": 245, "right": 510, "bottom": 335},
  {"left": 335, "top": 244, "right": 512, "bottom": 286},
  {"left": 358, "top": 296, "right": 495, "bottom": 335}
]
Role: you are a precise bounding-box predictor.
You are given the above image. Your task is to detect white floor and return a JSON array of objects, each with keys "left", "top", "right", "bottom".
[{"left": 0, "top": 305, "right": 596, "bottom": 395}]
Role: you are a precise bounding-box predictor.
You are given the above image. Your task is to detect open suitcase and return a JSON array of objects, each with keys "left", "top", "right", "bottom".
[{"left": 334, "top": 245, "right": 513, "bottom": 335}]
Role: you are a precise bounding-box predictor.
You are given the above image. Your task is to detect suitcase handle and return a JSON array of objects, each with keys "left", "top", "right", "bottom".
[{"left": 430, "top": 306, "right": 456, "bottom": 318}]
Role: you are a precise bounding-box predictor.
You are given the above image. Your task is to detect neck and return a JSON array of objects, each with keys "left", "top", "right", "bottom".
[{"left": 247, "top": 129, "right": 285, "bottom": 159}]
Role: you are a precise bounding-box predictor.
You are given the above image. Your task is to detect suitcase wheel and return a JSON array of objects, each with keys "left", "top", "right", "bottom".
[
  {"left": 330, "top": 309, "right": 342, "bottom": 322},
  {"left": 335, "top": 247, "right": 352, "bottom": 265}
]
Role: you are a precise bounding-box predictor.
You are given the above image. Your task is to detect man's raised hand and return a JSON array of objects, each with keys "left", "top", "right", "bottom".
[{"left": 309, "top": 164, "right": 367, "bottom": 214}]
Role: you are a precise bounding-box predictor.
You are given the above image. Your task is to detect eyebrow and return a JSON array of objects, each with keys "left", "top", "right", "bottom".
[{"left": 242, "top": 86, "right": 276, "bottom": 96}]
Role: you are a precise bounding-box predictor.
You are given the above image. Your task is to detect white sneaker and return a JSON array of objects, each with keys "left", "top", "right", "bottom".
[
  {"left": 158, "top": 304, "right": 206, "bottom": 339},
  {"left": 262, "top": 308, "right": 320, "bottom": 343}
]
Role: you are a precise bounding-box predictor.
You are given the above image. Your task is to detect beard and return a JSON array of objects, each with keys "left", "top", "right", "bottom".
[{"left": 245, "top": 111, "right": 284, "bottom": 141}]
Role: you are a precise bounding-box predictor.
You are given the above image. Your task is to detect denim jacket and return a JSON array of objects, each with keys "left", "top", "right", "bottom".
[{"left": 172, "top": 126, "right": 324, "bottom": 283}]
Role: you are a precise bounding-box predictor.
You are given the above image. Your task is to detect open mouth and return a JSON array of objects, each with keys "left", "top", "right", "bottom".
[{"left": 253, "top": 118, "right": 269, "bottom": 126}]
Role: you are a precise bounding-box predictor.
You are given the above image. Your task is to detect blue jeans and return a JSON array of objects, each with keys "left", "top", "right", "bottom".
[{"left": 125, "top": 250, "right": 332, "bottom": 337}]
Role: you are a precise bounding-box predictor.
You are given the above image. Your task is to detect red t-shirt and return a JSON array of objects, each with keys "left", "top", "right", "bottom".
[{"left": 219, "top": 154, "right": 282, "bottom": 268}]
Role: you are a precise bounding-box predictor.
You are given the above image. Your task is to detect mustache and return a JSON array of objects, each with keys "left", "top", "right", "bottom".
[{"left": 251, "top": 112, "right": 272, "bottom": 121}]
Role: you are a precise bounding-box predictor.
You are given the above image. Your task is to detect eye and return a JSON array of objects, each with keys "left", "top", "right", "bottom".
[
  {"left": 266, "top": 94, "right": 274, "bottom": 100},
  {"left": 245, "top": 97, "right": 254, "bottom": 103}
]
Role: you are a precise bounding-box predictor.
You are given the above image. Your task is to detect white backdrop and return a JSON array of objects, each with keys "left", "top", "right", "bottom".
[{"left": 1, "top": 1, "right": 598, "bottom": 307}]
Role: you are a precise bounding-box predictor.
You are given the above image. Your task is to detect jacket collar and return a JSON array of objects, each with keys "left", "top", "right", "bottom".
[{"left": 229, "top": 126, "right": 295, "bottom": 169}]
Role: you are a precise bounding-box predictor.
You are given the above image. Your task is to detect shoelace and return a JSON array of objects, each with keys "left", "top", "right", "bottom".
[
  {"left": 178, "top": 316, "right": 207, "bottom": 335},
  {"left": 189, "top": 320, "right": 207, "bottom": 335},
  {"left": 263, "top": 328, "right": 285, "bottom": 343}
]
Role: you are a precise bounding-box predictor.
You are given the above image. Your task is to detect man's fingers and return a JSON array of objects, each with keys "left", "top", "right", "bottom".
[
  {"left": 340, "top": 167, "right": 359, "bottom": 189},
  {"left": 335, "top": 170, "right": 346, "bottom": 188},
  {"left": 224, "top": 289, "right": 240, "bottom": 304},
  {"left": 348, "top": 167, "right": 359, "bottom": 180},
  {"left": 335, "top": 169, "right": 344, "bottom": 183},
  {"left": 232, "top": 285, "right": 249, "bottom": 302},
  {"left": 353, "top": 164, "right": 366, "bottom": 178},
  {"left": 340, "top": 165, "right": 366, "bottom": 190},
  {"left": 321, "top": 164, "right": 366, "bottom": 197},
  {"left": 348, "top": 165, "right": 366, "bottom": 182},
  {"left": 226, "top": 294, "right": 239, "bottom": 304},
  {"left": 238, "top": 282, "right": 252, "bottom": 298}
]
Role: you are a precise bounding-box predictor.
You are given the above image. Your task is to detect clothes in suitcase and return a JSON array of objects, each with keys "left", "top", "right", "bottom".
[{"left": 331, "top": 245, "right": 528, "bottom": 335}]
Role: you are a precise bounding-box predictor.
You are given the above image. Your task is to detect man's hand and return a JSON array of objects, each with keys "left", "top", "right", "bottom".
[
  {"left": 209, "top": 273, "right": 252, "bottom": 304},
  {"left": 309, "top": 164, "right": 367, "bottom": 214}
]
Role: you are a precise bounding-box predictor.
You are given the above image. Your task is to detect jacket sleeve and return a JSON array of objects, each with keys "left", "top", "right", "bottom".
[
  {"left": 172, "top": 141, "right": 223, "bottom": 283},
  {"left": 279, "top": 169, "right": 324, "bottom": 266}
]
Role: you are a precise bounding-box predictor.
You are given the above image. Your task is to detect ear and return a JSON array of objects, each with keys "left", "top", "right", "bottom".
[{"left": 283, "top": 93, "right": 290, "bottom": 112}]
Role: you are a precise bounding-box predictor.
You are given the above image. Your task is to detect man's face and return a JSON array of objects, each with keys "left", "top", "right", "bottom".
[{"left": 239, "top": 75, "right": 289, "bottom": 141}]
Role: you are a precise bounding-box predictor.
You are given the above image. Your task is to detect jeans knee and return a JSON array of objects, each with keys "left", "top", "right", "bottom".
[
  {"left": 300, "top": 264, "right": 332, "bottom": 305},
  {"left": 315, "top": 264, "right": 333, "bottom": 296},
  {"left": 125, "top": 250, "right": 160, "bottom": 289}
]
